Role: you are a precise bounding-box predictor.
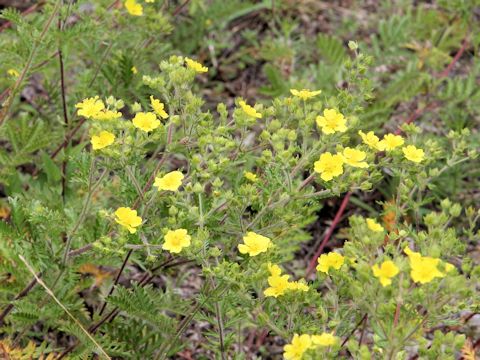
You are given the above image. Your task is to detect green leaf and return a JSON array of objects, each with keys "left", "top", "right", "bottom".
[{"left": 41, "top": 152, "right": 62, "bottom": 183}]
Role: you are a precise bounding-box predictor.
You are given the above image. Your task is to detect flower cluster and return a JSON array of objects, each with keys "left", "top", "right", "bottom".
[
  {"left": 284, "top": 333, "right": 338, "bottom": 360},
  {"left": 290, "top": 88, "right": 322, "bottom": 100},
  {"left": 75, "top": 96, "right": 121, "bottom": 121},
  {"left": 264, "top": 264, "right": 308, "bottom": 298},
  {"left": 314, "top": 128, "right": 426, "bottom": 182},
  {"left": 316, "top": 252, "right": 345, "bottom": 274}
]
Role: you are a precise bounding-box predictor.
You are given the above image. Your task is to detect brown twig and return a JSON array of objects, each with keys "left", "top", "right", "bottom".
[
  {"left": 393, "top": 301, "right": 401, "bottom": 327},
  {"left": 98, "top": 249, "right": 133, "bottom": 316},
  {"left": 172, "top": 0, "right": 191, "bottom": 17},
  {"left": 57, "top": 256, "right": 184, "bottom": 358},
  {"left": 341, "top": 313, "right": 368, "bottom": 347},
  {"left": 0, "top": 274, "right": 41, "bottom": 326},
  {"left": 58, "top": 9, "right": 69, "bottom": 202}
]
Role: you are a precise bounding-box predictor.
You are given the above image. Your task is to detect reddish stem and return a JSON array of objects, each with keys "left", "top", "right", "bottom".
[
  {"left": 438, "top": 37, "right": 469, "bottom": 78},
  {"left": 306, "top": 192, "right": 351, "bottom": 277}
]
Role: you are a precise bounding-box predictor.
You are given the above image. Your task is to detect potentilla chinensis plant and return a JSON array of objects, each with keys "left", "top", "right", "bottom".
[{"left": 0, "top": 1, "right": 479, "bottom": 359}]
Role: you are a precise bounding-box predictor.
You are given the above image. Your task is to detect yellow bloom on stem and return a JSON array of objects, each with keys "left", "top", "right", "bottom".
[
  {"left": 311, "top": 332, "right": 338, "bottom": 347},
  {"left": 404, "top": 247, "right": 445, "bottom": 284},
  {"left": 316, "top": 108, "right": 347, "bottom": 134},
  {"left": 185, "top": 57, "right": 208, "bottom": 73},
  {"left": 402, "top": 145, "right": 425, "bottom": 163},
  {"left": 378, "top": 133, "right": 404, "bottom": 151},
  {"left": 444, "top": 262, "right": 455, "bottom": 273},
  {"left": 372, "top": 260, "right": 399, "bottom": 287},
  {"left": 284, "top": 334, "right": 312, "bottom": 360},
  {"left": 95, "top": 109, "right": 122, "bottom": 121},
  {"left": 244, "top": 171, "right": 258, "bottom": 182},
  {"left": 238, "top": 232, "right": 271, "bottom": 256},
  {"left": 131, "top": 66, "right": 138, "bottom": 74},
  {"left": 264, "top": 274, "right": 291, "bottom": 298},
  {"left": 162, "top": 229, "right": 191, "bottom": 254},
  {"left": 75, "top": 96, "right": 105, "bottom": 119},
  {"left": 125, "top": 0, "right": 143, "bottom": 16},
  {"left": 314, "top": 152, "right": 344, "bottom": 181},
  {"left": 288, "top": 280, "right": 309, "bottom": 292},
  {"left": 153, "top": 171, "right": 184, "bottom": 192},
  {"left": 358, "top": 130, "right": 384, "bottom": 151},
  {"left": 267, "top": 263, "right": 282, "bottom": 277},
  {"left": 342, "top": 147, "right": 368, "bottom": 168},
  {"left": 239, "top": 100, "right": 262, "bottom": 119},
  {"left": 290, "top": 89, "right": 322, "bottom": 100},
  {"left": 91, "top": 131, "right": 115, "bottom": 150},
  {"left": 316, "top": 252, "right": 345, "bottom": 274},
  {"left": 7, "top": 69, "right": 19, "bottom": 78},
  {"left": 264, "top": 263, "right": 309, "bottom": 297},
  {"left": 150, "top": 96, "right": 169, "bottom": 119},
  {"left": 114, "top": 207, "right": 142, "bottom": 234},
  {"left": 132, "top": 112, "right": 160, "bottom": 132},
  {"left": 366, "top": 218, "right": 384, "bottom": 232}
]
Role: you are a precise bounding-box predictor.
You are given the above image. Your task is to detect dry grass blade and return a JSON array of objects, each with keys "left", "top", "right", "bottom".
[{"left": 18, "top": 255, "right": 111, "bottom": 360}]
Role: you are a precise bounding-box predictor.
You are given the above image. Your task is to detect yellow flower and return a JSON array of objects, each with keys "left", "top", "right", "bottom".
[
  {"left": 264, "top": 264, "right": 309, "bottom": 297},
  {"left": 244, "top": 171, "right": 258, "bottom": 182},
  {"left": 91, "top": 131, "right": 115, "bottom": 150},
  {"left": 145, "top": 0, "right": 154, "bottom": 2},
  {"left": 7, "top": 69, "right": 19, "bottom": 78},
  {"left": 313, "top": 152, "right": 344, "bottom": 181},
  {"left": 358, "top": 130, "right": 384, "bottom": 151},
  {"left": 290, "top": 88, "right": 322, "bottom": 100},
  {"left": 267, "top": 263, "right": 282, "bottom": 277},
  {"left": 95, "top": 109, "right": 122, "bottom": 121},
  {"left": 238, "top": 232, "right": 271, "bottom": 256},
  {"left": 288, "top": 280, "right": 309, "bottom": 292},
  {"left": 402, "top": 145, "right": 425, "bottom": 163},
  {"left": 239, "top": 100, "right": 262, "bottom": 119},
  {"left": 114, "top": 207, "right": 142, "bottom": 234},
  {"left": 125, "top": 0, "right": 143, "bottom": 16},
  {"left": 378, "top": 133, "right": 404, "bottom": 151},
  {"left": 315, "top": 108, "right": 347, "bottom": 134},
  {"left": 284, "top": 334, "right": 312, "bottom": 360},
  {"left": 150, "top": 96, "right": 169, "bottom": 119},
  {"left": 372, "top": 260, "right": 399, "bottom": 287},
  {"left": 153, "top": 171, "right": 184, "bottom": 192},
  {"left": 132, "top": 112, "right": 160, "bottom": 132},
  {"left": 366, "top": 218, "right": 384, "bottom": 232},
  {"left": 162, "top": 229, "right": 191, "bottom": 253},
  {"left": 185, "top": 57, "right": 208, "bottom": 73},
  {"left": 316, "top": 252, "right": 345, "bottom": 274},
  {"left": 264, "top": 274, "right": 291, "bottom": 298},
  {"left": 311, "top": 332, "right": 337, "bottom": 347},
  {"left": 341, "top": 148, "right": 368, "bottom": 168},
  {"left": 75, "top": 96, "right": 105, "bottom": 119},
  {"left": 444, "top": 262, "right": 455, "bottom": 273},
  {"left": 131, "top": 66, "right": 138, "bottom": 74},
  {"left": 404, "top": 247, "right": 445, "bottom": 284}
]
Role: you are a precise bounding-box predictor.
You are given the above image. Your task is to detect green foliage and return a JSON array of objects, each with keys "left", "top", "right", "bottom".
[{"left": 0, "top": 1, "right": 479, "bottom": 359}]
